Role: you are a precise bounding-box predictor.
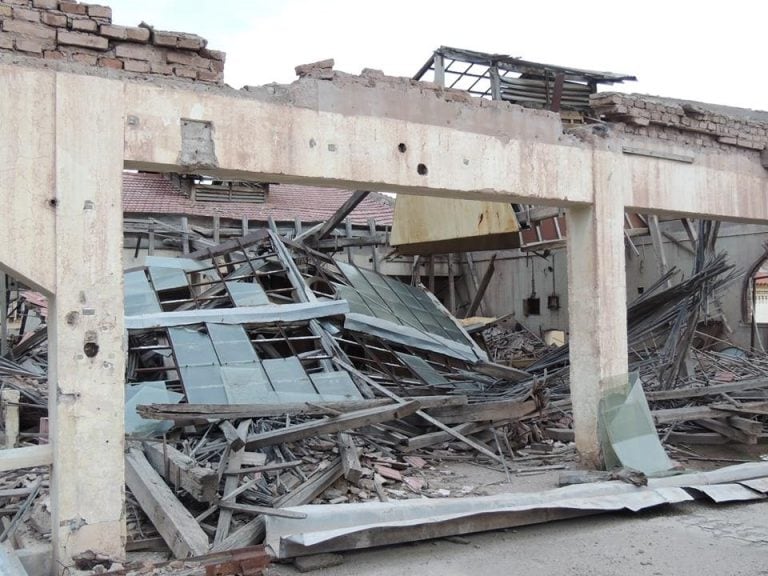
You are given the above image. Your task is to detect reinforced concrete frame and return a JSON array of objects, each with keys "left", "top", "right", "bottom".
[{"left": 1, "top": 62, "right": 767, "bottom": 571}]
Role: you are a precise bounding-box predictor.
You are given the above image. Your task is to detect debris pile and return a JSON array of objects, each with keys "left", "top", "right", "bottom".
[{"left": 2, "top": 214, "right": 768, "bottom": 571}]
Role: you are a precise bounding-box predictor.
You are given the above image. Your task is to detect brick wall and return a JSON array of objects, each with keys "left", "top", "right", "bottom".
[
  {"left": 0, "top": 0, "right": 225, "bottom": 83},
  {"left": 591, "top": 93, "right": 767, "bottom": 152}
]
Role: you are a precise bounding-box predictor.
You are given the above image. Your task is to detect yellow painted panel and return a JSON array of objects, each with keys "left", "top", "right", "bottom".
[{"left": 390, "top": 195, "right": 520, "bottom": 253}]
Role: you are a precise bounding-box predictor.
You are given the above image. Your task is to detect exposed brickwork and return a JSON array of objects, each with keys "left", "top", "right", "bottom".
[
  {"left": 0, "top": 0, "right": 225, "bottom": 83},
  {"left": 592, "top": 93, "right": 768, "bottom": 152}
]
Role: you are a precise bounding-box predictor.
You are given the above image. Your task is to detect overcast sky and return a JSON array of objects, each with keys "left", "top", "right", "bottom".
[{"left": 107, "top": 0, "right": 765, "bottom": 111}]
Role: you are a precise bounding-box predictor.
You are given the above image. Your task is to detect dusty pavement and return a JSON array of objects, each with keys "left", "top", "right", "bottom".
[{"left": 269, "top": 499, "right": 768, "bottom": 576}]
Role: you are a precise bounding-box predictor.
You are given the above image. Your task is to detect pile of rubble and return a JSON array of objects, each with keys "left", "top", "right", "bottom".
[{"left": 3, "top": 218, "right": 768, "bottom": 574}]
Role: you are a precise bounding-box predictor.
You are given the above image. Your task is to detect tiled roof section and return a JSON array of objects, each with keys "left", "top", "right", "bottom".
[{"left": 122, "top": 172, "right": 394, "bottom": 225}]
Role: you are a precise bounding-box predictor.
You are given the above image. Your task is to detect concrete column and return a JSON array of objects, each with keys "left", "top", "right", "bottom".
[
  {"left": 48, "top": 73, "right": 126, "bottom": 569},
  {"left": 0, "top": 273, "right": 7, "bottom": 357},
  {"left": 566, "top": 149, "right": 629, "bottom": 467}
]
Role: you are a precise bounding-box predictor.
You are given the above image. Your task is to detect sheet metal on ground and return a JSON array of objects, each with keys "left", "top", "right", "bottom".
[{"left": 265, "top": 462, "right": 768, "bottom": 558}]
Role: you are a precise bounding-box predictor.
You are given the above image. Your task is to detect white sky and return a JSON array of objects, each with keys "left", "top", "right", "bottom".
[{"left": 107, "top": 0, "right": 765, "bottom": 111}]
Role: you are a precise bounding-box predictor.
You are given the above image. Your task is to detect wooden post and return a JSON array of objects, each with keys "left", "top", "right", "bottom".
[
  {"left": 213, "top": 215, "right": 221, "bottom": 245},
  {"left": 368, "top": 218, "right": 379, "bottom": 272},
  {"left": 428, "top": 255, "right": 435, "bottom": 293},
  {"left": 241, "top": 216, "right": 249, "bottom": 237},
  {"left": 345, "top": 219, "right": 353, "bottom": 263},
  {"left": 433, "top": 52, "right": 445, "bottom": 87},
  {"left": 448, "top": 253, "right": 456, "bottom": 314},
  {"left": 0, "top": 272, "right": 7, "bottom": 357},
  {"left": 648, "top": 215, "right": 671, "bottom": 287},
  {"left": 1, "top": 390, "right": 19, "bottom": 449},
  {"left": 489, "top": 64, "right": 501, "bottom": 101},
  {"left": 147, "top": 221, "right": 155, "bottom": 256},
  {"left": 180, "top": 216, "right": 190, "bottom": 255},
  {"left": 294, "top": 218, "right": 302, "bottom": 238},
  {"left": 464, "top": 252, "right": 487, "bottom": 316},
  {"left": 466, "top": 253, "right": 497, "bottom": 318}
]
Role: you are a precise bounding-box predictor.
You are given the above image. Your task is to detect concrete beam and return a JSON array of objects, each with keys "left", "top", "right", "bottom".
[
  {"left": 121, "top": 81, "right": 593, "bottom": 206},
  {"left": 567, "top": 149, "right": 629, "bottom": 466},
  {"left": 48, "top": 72, "right": 126, "bottom": 569}
]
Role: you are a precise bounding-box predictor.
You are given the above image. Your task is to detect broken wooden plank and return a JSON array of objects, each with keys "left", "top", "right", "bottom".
[
  {"left": 697, "top": 419, "right": 757, "bottom": 444},
  {"left": 211, "top": 460, "right": 343, "bottom": 553},
  {"left": 337, "top": 433, "right": 363, "bottom": 486},
  {"left": 403, "top": 422, "right": 485, "bottom": 452},
  {"left": 652, "top": 402, "right": 768, "bottom": 424},
  {"left": 426, "top": 399, "right": 538, "bottom": 425},
  {"left": 214, "top": 420, "right": 251, "bottom": 545},
  {"left": 143, "top": 441, "right": 218, "bottom": 503},
  {"left": 646, "top": 378, "right": 768, "bottom": 402},
  {"left": 218, "top": 502, "right": 308, "bottom": 519},
  {"left": 243, "top": 401, "right": 421, "bottom": 450},
  {"left": 727, "top": 416, "right": 763, "bottom": 435},
  {"left": 311, "top": 191, "right": 370, "bottom": 242},
  {"left": 138, "top": 396, "right": 466, "bottom": 421},
  {"left": 188, "top": 229, "right": 270, "bottom": 260},
  {"left": 472, "top": 360, "right": 532, "bottom": 383},
  {"left": 220, "top": 420, "right": 246, "bottom": 451},
  {"left": 125, "top": 448, "right": 209, "bottom": 559},
  {"left": 0, "top": 445, "right": 52, "bottom": 472},
  {"left": 466, "top": 253, "right": 497, "bottom": 318},
  {"left": 333, "top": 359, "right": 508, "bottom": 466}
]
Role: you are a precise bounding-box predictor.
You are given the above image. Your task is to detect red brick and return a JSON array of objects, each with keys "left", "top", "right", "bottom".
[
  {"left": 71, "top": 51, "right": 97, "bottom": 65},
  {"left": 197, "top": 69, "right": 220, "bottom": 82},
  {"left": 200, "top": 48, "right": 225, "bottom": 61},
  {"left": 176, "top": 33, "right": 205, "bottom": 50},
  {"left": 152, "top": 30, "right": 177, "bottom": 47},
  {"left": 33, "top": 0, "right": 59, "bottom": 8},
  {"left": 2, "top": 19, "right": 56, "bottom": 40},
  {"left": 71, "top": 17, "right": 97, "bottom": 32},
  {"left": 166, "top": 49, "right": 208, "bottom": 68},
  {"left": 41, "top": 12, "right": 67, "bottom": 27},
  {"left": 0, "top": 5, "right": 11, "bottom": 18},
  {"left": 13, "top": 7, "right": 40, "bottom": 21},
  {"left": 86, "top": 4, "right": 110, "bottom": 19},
  {"left": 98, "top": 56, "right": 122, "bottom": 69},
  {"left": 43, "top": 49, "right": 65, "bottom": 59},
  {"left": 210, "top": 59, "right": 224, "bottom": 73},
  {"left": 59, "top": 2, "right": 87, "bottom": 15},
  {"left": 15, "top": 37, "right": 44, "bottom": 53},
  {"left": 57, "top": 29, "right": 107, "bottom": 50},
  {"left": 3, "top": 0, "right": 31, "bottom": 5},
  {"left": 149, "top": 61, "right": 172, "bottom": 75},
  {"left": 173, "top": 65, "right": 197, "bottom": 79},
  {"left": 114, "top": 42, "right": 155, "bottom": 61},
  {"left": 125, "top": 25, "right": 149, "bottom": 43},
  {"left": 0, "top": 32, "right": 14, "bottom": 50},
  {"left": 122, "top": 58, "right": 149, "bottom": 72},
  {"left": 99, "top": 24, "right": 125, "bottom": 39}
]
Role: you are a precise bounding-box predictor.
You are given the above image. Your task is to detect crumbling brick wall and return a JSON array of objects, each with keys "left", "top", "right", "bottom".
[
  {"left": 0, "top": 0, "right": 225, "bottom": 83},
  {"left": 591, "top": 93, "right": 767, "bottom": 153}
]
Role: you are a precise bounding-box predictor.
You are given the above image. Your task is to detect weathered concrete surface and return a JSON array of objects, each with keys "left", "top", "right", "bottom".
[
  {"left": 122, "top": 82, "right": 593, "bottom": 206},
  {"left": 48, "top": 72, "right": 127, "bottom": 569},
  {"left": 566, "top": 149, "right": 629, "bottom": 465},
  {"left": 0, "top": 66, "right": 56, "bottom": 293},
  {"left": 270, "top": 500, "right": 768, "bottom": 576}
]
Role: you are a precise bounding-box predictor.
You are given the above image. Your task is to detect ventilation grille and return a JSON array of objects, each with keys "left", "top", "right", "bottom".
[{"left": 193, "top": 181, "right": 268, "bottom": 203}]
